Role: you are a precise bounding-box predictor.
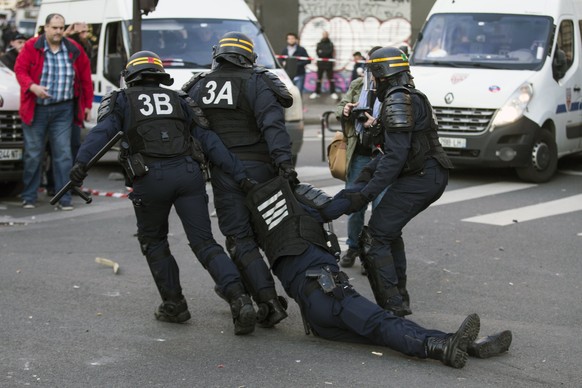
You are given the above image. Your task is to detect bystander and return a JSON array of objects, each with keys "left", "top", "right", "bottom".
[{"left": 14, "top": 13, "right": 93, "bottom": 210}]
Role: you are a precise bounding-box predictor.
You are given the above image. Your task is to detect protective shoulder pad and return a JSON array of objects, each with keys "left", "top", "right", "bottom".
[
  {"left": 294, "top": 183, "right": 332, "bottom": 209},
  {"left": 382, "top": 86, "right": 413, "bottom": 131},
  {"left": 181, "top": 72, "right": 206, "bottom": 93},
  {"left": 97, "top": 90, "right": 119, "bottom": 122},
  {"left": 256, "top": 68, "right": 293, "bottom": 108},
  {"left": 177, "top": 90, "right": 210, "bottom": 129}
]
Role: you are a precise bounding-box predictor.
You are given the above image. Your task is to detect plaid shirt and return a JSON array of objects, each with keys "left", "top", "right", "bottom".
[{"left": 37, "top": 40, "right": 74, "bottom": 105}]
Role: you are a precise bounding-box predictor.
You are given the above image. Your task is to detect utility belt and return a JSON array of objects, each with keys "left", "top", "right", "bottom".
[
  {"left": 304, "top": 266, "right": 354, "bottom": 300},
  {"left": 119, "top": 138, "right": 209, "bottom": 184}
]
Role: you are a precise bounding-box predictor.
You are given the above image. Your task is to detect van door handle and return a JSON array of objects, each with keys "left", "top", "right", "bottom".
[{"left": 574, "top": 86, "right": 581, "bottom": 92}]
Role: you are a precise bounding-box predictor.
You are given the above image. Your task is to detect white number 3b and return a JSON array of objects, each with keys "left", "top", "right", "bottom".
[{"left": 138, "top": 93, "right": 174, "bottom": 116}]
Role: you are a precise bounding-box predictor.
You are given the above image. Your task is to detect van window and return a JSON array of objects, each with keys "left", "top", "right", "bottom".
[
  {"left": 141, "top": 18, "right": 277, "bottom": 69},
  {"left": 556, "top": 20, "right": 574, "bottom": 70},
  {"left": 411, "top": 13, "right": 553, "bottom": 71},
  {"left": 104, "top": 21, "right": 129, "bottom": 87}
]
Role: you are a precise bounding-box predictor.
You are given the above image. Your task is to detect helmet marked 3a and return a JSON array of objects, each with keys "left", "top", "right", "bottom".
[
  {"left": 122, "top": 50, "right": 174, "bottom": 86},
  {"left": 213, "top": 31, "right": 257, "bottom": 68},
  {"left": 367, "top": 47, "right": 409, "bottom": 79}
]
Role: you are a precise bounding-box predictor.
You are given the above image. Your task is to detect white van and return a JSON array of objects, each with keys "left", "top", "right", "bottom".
[
  {"left": 410, "top": 0, "right": 582, "bottom": 182},
  {"left": 36, "top": 0, "right": 304, "bottom": 161},
  {"left": 0, "top": 62, "right": 23, "bottom": 193}
]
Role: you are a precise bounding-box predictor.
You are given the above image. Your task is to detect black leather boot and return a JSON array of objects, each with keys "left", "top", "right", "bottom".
[
  {"left": 468, "top": 330, "right": 512, "bottom": 358},
  {"left": 154, "top": 294, "right": 191, "bottom": 323},
  {"left": 397, "top": 277, "right": 412, "bottom": 316},
  {"left": 225, "top": 284, "right": 257, "bottom": 335},
  {"left": 425, "top": 313, "right": 480, "bottom": 368},
  {"left": 340, "top": 248, "right": 358, "bottom": 268},
  {"left": 257, "top": 296, "right": 288, "bottom": 328},
  {"left": 229, "top": 294, "right": 257, "bottom": 335},
  {"left": 382, "top": 288, "right": 411, "bottom": 317}
]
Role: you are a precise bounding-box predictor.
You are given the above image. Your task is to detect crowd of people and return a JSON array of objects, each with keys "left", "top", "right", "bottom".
[{"left": 7, "top": 14, "right": 513, "bottom": 370}]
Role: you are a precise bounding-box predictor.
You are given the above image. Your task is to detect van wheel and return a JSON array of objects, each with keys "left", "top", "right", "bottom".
[{"left": 515, "top": 129, "right": 557, "bottom": 183}]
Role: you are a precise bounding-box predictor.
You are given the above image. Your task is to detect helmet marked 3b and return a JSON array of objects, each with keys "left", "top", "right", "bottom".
[
  {"left": 213, "top": 31, "right": 257, "bottom": 68},
  {"left": 123, "top": 50, "right": 174, "bottom": 86},
  {"left": 367, "top": 47, "right": 409, "bottom": 79}
]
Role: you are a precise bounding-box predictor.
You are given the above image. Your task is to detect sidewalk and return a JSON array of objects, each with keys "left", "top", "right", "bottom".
[{"left": 300, "top": 93, "right": 341, "bottom": 125}]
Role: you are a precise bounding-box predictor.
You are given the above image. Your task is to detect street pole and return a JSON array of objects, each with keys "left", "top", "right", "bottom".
[{"left": 131, "top": 0, "right": 142, "bottom": 54}]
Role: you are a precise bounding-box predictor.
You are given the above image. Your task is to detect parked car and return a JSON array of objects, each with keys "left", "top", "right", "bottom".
[{"left": 0, "top": 61, "right": 23, "bottom": 195}]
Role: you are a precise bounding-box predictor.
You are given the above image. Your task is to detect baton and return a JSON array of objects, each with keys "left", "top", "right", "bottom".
[{"left": 50, "top": 131, "right": 125, "bottom": 205}]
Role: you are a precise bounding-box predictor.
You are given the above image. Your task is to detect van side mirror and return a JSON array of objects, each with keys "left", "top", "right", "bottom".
[
  {"left": 552, "top": 49, "right": 567, "bottom": 80},
  {"left": 105, "top": 53, "right": 125, "bottom": 87}
]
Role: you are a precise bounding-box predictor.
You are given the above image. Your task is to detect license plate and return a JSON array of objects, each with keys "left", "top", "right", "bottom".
[
  {"left": 0, "top": 148, "right": 23, "bottom": 161},
  {"left": 439, "top": 137, "right": 467, "bottom": 148}
]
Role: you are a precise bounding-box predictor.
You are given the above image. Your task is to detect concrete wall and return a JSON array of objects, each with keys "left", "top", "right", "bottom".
[
  {"left": 247, "top": 0, "right": 437, "bottom": 93},
  {"left": 410, "top": 0, "right": 436, "bottom": 46},
  {"left": 245, "top": 0, "right": 300, "bottom": 55}
]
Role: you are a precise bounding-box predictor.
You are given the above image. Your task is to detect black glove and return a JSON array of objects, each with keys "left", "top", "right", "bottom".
[
  {"left": 70, "top": 162, "right": 88, "bottom": 187},
  {"left": 355, "top": 167, "right": 374, "bottom": 184},
  {"left": 240, "top": 177, "right": 258, "bottom": 194},
  {"left": 345, "top": 192, "right": 369, "bottom": 214},
  {"left": 278, "top": 161, "right": 299, "bottom": 187}
]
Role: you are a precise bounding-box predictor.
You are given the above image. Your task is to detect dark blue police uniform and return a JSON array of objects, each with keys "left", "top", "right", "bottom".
[
  {"left": 75, "top": 81, "right": 256, "bottom": 332},
  {"left": 355, "top": 88, "right": 452, "bottom": 316},
  {"left": 245, "top": 176, "right": 480, "bottom": 369},
  {"left": 183, "top": 56, "right": 294, "bottom": 326}
]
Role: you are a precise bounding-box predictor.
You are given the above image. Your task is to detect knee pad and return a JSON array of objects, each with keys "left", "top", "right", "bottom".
[{"left": 191, "top": 239, "right": 222, "bottom": 269}]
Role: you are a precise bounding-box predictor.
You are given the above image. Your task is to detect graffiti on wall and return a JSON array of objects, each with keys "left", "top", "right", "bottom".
[{"left": 298, "top": 0, "right": 411, "bottom": 92}]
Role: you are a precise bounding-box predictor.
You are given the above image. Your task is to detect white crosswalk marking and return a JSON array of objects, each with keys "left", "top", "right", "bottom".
[
  {"left": 462, "top": 194, "right": 582, "bottom": 226},
  {"left": 309, "top": 175, "right": 579, "bottom": 227},
  {"left": 432, "top": 182, "right": 537, "bottom": 206}
]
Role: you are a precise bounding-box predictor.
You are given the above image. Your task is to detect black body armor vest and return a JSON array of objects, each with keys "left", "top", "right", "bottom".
[
  {"left": 380, "top": 86, "right": 453, "bottom": 175},
  {"left": 196, "top": 68, "right": 269, "bottom": 161},
  {"left": 246, "top": 177, "right": 330, "bottom": 267},
  {"left": 124, "top": 86, "right": 192, "bottom": 159}
]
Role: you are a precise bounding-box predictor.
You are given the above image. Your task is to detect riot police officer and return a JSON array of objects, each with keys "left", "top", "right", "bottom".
[
  {"left": 182, "top": 31, "right": 294, "bottom": 327},
  {"left": 333, "top": 47, "right": 454, "bottom": 317},
  {"left": 69, "top": 51, "right": 257, "bottom": 335},
  {"left": 244, "top": 177, "right": 512, "bottom": 369}
]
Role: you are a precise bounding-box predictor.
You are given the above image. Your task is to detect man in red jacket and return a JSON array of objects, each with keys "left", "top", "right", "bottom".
[{"left": 14, "top": 13, "right": 93, "bottom": 210}]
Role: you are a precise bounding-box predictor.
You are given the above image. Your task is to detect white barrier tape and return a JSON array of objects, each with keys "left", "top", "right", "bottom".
[
  {"left": 86, "top": 187, "right": 131, "bottom": 199},
  {"left": 276, "top": 55, "right": 368, "bottom": 64}
]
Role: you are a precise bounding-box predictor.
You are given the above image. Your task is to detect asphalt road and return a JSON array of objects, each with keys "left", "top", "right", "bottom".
[{"left": 1, "top": 126, "right": 581, "bottom": 387}]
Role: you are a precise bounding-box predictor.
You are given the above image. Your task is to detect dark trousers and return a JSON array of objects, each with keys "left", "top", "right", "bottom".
[
  {"left": 367, "top": 161, "right": 449, "bottom": 302},
  {"left": 210, "top": 160, "right": 280, "bottom": 302},
  {"left": 315, "top": 63, "right": 335, "bottom": 94},
  {"left": 272, "top": 245, "right": 447, "bottom": 357},
  {"left": 130, "top": 157, "right": 242, "bottom": 299}
]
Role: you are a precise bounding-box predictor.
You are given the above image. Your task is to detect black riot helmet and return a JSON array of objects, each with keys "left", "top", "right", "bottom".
[
  {"left": 122, "top": 50, "right": 174, "bottom": 86},
  {"left": 212, "top": 31, "right": 257, "bottom": 68},
  {"left": 366, "top": 46, "right": 410, "bottom": 80}
]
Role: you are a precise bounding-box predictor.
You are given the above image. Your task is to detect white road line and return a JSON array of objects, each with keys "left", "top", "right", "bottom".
[
  {"left": 462, "top": 194, "right": 582, "bottom": 226},
  {"left": 432, "top": 182, "right": 537, "bottom": 206}
]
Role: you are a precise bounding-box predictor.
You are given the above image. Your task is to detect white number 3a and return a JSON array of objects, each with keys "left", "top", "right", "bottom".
[{"left": 202, "top": 80, "right": 233, "bottom": 105}]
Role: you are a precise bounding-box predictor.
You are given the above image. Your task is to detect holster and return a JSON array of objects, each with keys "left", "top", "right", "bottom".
[
  {"left": 119, "top": 141, "right": 149, "bottom": 182},
  {"left": 305, "top": 266, "right": 353, "bottom": 300}
]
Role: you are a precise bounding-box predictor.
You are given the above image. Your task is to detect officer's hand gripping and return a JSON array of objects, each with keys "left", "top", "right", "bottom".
[
  {"left": 345, "top": 191, "right": 369, "bottom": 214},
  {"left": 70, "top": 163, "right": 88, "bottom": 187},
  {"left": 278, "top": 161, "right": 299, "bottom": 187}
]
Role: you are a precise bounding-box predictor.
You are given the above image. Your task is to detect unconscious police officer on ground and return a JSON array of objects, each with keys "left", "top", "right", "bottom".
[
  {"left": 182, "top": 31, "right": 297, "bottom": 328},
  {"left": 243, "top": 177, "right": 512, "bottom": 369},
  {"left": 326, "top": 47, "right": 455, "bottom": 318},
  {"left": 69, "top": 51, "right": 259, "bottom": 335}
]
